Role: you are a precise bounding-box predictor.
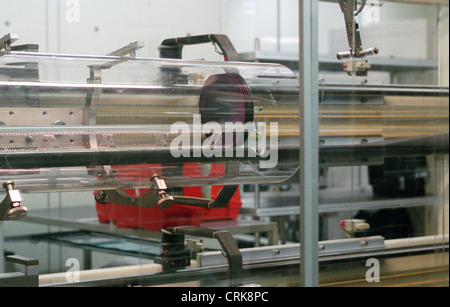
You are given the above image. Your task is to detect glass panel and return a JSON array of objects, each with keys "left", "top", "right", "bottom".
[{"left": 316, "top": 0, "right": 449, "bottom": 287}]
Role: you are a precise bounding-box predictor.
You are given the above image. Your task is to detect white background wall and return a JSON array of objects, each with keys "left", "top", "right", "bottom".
[{"left": 1, "top": 0, "right": 439, "bottom": 59}]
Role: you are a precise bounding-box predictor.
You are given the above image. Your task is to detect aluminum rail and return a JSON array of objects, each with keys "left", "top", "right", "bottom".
[
  {"left": 40, "top": 235, "right": 449, "bottom": 287},
  {"left": 319, "top": 84, "right": 449, "bottom": 97},
  {"left": 1, "top": 80, "right": 448, "bottom": 97}
]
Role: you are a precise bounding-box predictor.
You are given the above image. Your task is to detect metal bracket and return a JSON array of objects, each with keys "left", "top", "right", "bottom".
[
  {"left": 0, "top": 181, "right": 28, "bottom": 221},
  {"left": 84, "top": 65, "right": 102, "bottom": 149},
  {"left": 90, "top": 165, "right": 118, "bottom": 178},
  {"left": 84, "top": 41, "right": 145, "bottom": 149},
  {"left": 344, "top": 59, "right": 372, "bottom": 77},
  {"left": 97, "top": 41, "right": 145, "bottom": 70},
  {"left": 0, "top": 255, "right": 39, "bottom": 287},
  {"left": 107, "top": 41, "right": 145, "bottom": 58},
  {"left": 340, "top": 219, "right": 371, "bottom": 238},
  {"left": 0, "top": 33, "right": 19, "bottom": 53},
  {"left": 158, "top": 226, "right": 243, "bottom": 287},
  {"left": 94, "top": 174, "right": 174, "bottom": 209}
]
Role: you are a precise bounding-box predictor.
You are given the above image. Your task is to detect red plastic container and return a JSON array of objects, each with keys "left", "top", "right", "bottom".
[{"left": 95, "top": 163, "right": 242, "bottom": 231}]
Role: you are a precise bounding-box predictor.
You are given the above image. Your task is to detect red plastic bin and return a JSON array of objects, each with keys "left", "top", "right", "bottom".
[{"left": 95, "top": 163, "right": 242, "bottom": 231}]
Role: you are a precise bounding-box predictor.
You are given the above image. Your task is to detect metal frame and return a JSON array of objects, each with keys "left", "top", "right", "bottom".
[
  {"left": 39, "top": 235, "right": 449, "bottom": 287},
  {"left": 299, "top": 0, "right": 320, "bottom": 287},
  {"left": 0, "top": 255, "right": 39, "bottom": 287}
]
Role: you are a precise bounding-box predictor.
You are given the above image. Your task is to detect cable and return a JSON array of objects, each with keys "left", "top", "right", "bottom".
[{"left": 354, "top": 0, "right": 366, "bottom": 16}]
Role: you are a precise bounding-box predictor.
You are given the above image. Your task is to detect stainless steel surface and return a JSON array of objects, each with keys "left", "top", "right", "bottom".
[
  {"left": 198, "top": 236, "right": 386, "bottom": 267},
  {"left": 0, "top": 108, "right": 85, "bottom": 148},
  {"left": 299, "top": 0, "right": 320, "bottom": 287}
]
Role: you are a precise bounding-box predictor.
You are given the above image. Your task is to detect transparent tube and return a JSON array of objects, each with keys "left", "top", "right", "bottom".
[{"left": 0, "top": 52, "right": 300, "bottom": 192}]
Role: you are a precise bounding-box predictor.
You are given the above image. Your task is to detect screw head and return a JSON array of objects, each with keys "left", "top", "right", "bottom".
[
  {"left": 8, "top": 206, "right": 28, "bottom": 220},
  {"left": 3, "top": 181, "right": 14, "bottom": 189},
  {"left": 157, "top": 195, "right": 174, "bottom": 209},
  {"left": 25, "top": 135, "right": 34, "bottom": 143}
]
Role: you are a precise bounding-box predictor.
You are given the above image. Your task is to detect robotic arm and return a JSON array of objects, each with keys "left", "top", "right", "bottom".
[{"left": 336, "top": 0, "right": 379, "bottom": 60}]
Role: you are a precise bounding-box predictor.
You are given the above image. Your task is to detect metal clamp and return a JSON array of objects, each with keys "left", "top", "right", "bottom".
[
  {"left": 336, "top": 0, "right": 378, "bottom": 60},
  {"left": 337, "top": 47, "right": 379, "bottom": 61},
  {"left": 94, "top": 174, "right": 174, "bottom": 209},
  {"left": 0, "top": 181, "right": 28, "bottom": 221}
]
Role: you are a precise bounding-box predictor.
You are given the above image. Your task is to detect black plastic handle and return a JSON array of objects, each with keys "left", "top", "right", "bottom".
[
  {"left": 159, "top": 34, "right": 240, "bottom": 61},
  {"left": 172, "top": 185, "right": 239, "bottom": 209}
]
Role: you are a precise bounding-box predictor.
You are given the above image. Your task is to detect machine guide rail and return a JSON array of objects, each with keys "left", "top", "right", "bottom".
[{"left": 38, "top": 235, "right": 448, "bottom": 287}]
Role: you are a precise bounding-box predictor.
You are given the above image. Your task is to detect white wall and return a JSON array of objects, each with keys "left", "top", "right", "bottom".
[
  {"left": 1, "top": 0, "right": 438, "bottom": 58},
  {"left": 1, "top": 0, "right": 224, "bottom": 59}
]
